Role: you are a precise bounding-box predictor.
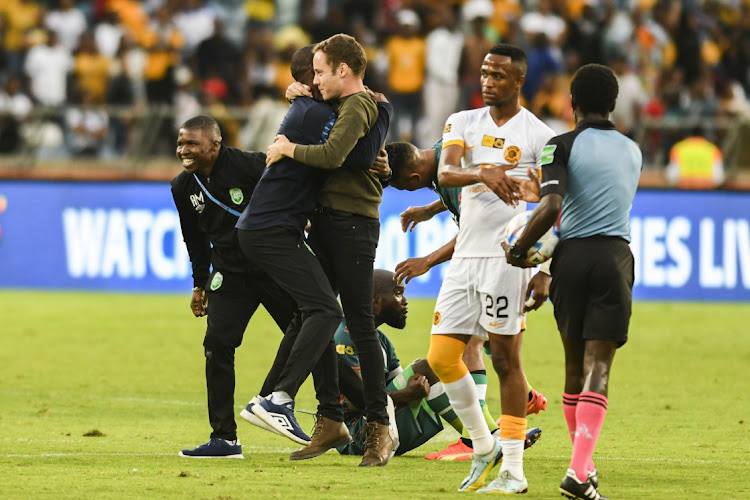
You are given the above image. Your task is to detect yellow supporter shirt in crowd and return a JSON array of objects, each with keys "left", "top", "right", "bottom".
[
  {"left": 385, "top": 35, "right": 425, "bottom": 94},
  {"left": 2, "top": 0, "right": 40, "bottom": 51},
  {"left": 74, "top": 53, "right": 112, "bottom": 101}
]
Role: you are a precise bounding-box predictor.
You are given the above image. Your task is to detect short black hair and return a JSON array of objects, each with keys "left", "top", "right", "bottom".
[
  {"left": 384, "top": 142, "right": 419, "bottom": 183},
  {"left": 291, "top": 44, "right": 315, "bottom": 83},
  {"left": 180, "top": 115, "right": 221, "bottom": 140},
  {"left": 488, "top": 43, "right": 527, "bottom": 76},
  {"left": 570, "top": 64, "right": 619, "bottom": 115}
]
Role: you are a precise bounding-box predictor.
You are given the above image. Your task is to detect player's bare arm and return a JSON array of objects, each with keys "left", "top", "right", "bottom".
[
  {"left": 395, "top": 235, "right": 456, "bottom": 284},
  {"left": 400, "top": 200, "right": 446, "bottom": 232},
  {"left": 437, "top": 143, "right": 520, "bottom": 206}
]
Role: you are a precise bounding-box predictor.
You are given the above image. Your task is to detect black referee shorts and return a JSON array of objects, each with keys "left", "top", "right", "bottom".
[{"left": 549, "top": 236, "right": 634, "bottom": 347}]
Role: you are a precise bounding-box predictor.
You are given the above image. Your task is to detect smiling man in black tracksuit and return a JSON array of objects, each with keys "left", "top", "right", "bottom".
[{"left": 172, "top": 115, "right": 297, "bottom": 459}]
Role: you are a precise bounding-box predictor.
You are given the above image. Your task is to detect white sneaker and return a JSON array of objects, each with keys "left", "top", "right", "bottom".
[
  {"left": 477, "top": 469, "right": 528, "bottom": 494},
  {"left": 240, "top": 395, "right": 280, "bottom": 436}
]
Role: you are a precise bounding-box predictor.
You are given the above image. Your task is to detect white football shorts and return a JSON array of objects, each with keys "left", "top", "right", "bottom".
[{"left": 431, "top": 257, "right": 531, "bottom": 338}]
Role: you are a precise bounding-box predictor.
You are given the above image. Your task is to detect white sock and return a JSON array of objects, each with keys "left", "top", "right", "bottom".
[
  {"left": 443, "top": 373, "right": 493, "bottom": 455},
  {"left": 499, "top": 437, "right": 524, "bottom": 479},
  {"left": 223, "top": 438, "right": 239, "bottom": 445},
  {"left": 475, "top": 382, "right": 487, "bottom": 402},
  {"left": 270, "top": 391, "right": 293, "bottom": 405}
]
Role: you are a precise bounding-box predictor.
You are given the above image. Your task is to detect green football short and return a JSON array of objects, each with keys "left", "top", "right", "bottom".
[{"left": 337, "top": 368, "right": 444, "bottom": 456}]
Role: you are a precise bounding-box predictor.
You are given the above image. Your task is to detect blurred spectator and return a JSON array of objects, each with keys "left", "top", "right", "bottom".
[
  {"left": 420, "top": 5, "right": 463, "bottom": 146},
  {"left": 666, "top": 131, "right": 725, "bottom": 189},
  {"left": 0, "top": 76, "right": 32, "bottom": 152},
  {"left": 460, "top": 0, "right": 496, "bottom": 110},
  {"left": 106, "top": 0, "right": 149, "bottom": 46},
  {"left": 195, "top": 19, "right": 241, "bottom": 103},
  {"left": 1, "top": 0, "right": 41, "bottom": 77},
  {"left": 173, "top": 0, "right": 217, "bottom": 57},
  {"left": 94, "top": 11, "right": 125, "bottom": 58},
  {"left": 45, "top": 0, "right": 87, "bottom": 53},
  {"left": 72, "top": 31, "right": 112, "bottom": 103},
  {"left": 523, "top": 32, "right": 562, "bottom": 104},
  {"left": 24, "top": 30, "right": 72, "bottom": 106},
  {"left": 172, "top": 65, "right": 201, "bottom": 135},
  {"left": 520, "top": 0, "right": 566, "bottom": 46},
  {"left": 106, "top": 54, "right": 136, "bottom": 156},
  {"left": 385, "top": 9, "right": 425, "bottom": 143},
  {"left": 610, "top": 53, "right": 647, "bottom": 138},
  {"left": 530, "top": 73, "right": 572, "bottom": 135},
  {"left": 489, "top": 0, "right": 522, "bottom": 41},
  {"left": 564, "top": 0, "right": 605, "bottom": 65},
  {"left": 65, "top": 90, "right": 108, "bottom": 157},
  {"left": 143, "top": 6, "right": 184, "bottom": 104},
  {"left": 241, "top": 29, "right": 277, "bottom": 103}
]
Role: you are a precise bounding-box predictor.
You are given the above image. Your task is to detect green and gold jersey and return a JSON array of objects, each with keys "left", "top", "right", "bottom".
[
  {"left": 334, "top": 319, "right": 401, "bottom": 384},
  {"left": 431, "top": 138, "right": 461, "bottom": 226}
]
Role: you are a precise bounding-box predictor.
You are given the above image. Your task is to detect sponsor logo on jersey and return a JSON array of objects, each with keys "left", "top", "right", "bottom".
[
  {"left": 229, "top": 188, "right": 244, "bottom": 205},
  {"left": 210, "top": 271, "right": 223, "bottom": 291},
  {"left": 541, "top": 144, "right": 557, "bottom": 165},
  {"left": 336, "top": 344, "right": 355, "bottom": 355},
  {"left": 443, "top": 123, "right": 452, "bottom": 134},
  {"left": 433, "top": 311, "right": 441, "bottom": 325},
  {"left": 504, "top": 145, "right": 521, "bottom": 163},
  {"left": 481, "top": 135, "right": 505, "bottom": 149},
  {"left": 189, "top": 191, "right": 205, "bottom": 213}
]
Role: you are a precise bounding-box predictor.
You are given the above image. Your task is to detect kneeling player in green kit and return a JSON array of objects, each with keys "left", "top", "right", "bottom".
[{"left": 335, "top": 269, "right": 542, "bottom": 457}]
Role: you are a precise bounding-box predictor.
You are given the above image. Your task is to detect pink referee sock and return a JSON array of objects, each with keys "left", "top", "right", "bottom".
[
  {"left": 562, "top": 392, "right": 579, "bottom": 444},
  {"left": 570, "top": 392, "right": 608, "bottom": 483}
]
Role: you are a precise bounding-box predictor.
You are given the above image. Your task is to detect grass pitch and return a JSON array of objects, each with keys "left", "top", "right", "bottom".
[{"left": 2, "top": 291, "right": 749, "bottom": 499}]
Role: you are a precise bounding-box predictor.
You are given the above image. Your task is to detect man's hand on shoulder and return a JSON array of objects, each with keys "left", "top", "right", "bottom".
[
  {"left": 266, "top": 134, "right": 294, "bottom": 166},
  {"left": 365, "top": 87, "right": 389, "bottom": 103},
  {"left": 285, "top": 82, "right": 312, "bottom": 102},
  {"left": 370, "top": 148, "right": 391, "bottom": 178}
]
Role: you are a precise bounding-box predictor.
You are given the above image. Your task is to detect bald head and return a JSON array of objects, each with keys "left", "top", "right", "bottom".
[{"left": 373, "top": 269, "right": 408, "bottom": 329}]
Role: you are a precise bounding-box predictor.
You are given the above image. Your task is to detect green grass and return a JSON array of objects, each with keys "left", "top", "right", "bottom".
[{"left": 2, "top": 291, "right": 749, "bottom": 499}]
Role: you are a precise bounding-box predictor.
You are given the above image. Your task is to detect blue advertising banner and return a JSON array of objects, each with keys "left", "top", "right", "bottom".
[{"left": 0, "top": 180, "right": 748, "bottom": 300}]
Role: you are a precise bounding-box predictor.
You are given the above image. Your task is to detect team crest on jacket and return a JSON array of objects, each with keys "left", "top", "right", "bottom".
[
  {"left": 229, "top": 188, "right": 244, "bottom": 204},
  {"left": 210, "top": 272, "right": 223, "bottom": 291},
  {"left": 504, "top": 145, "right": 521, "bottom": 163}
]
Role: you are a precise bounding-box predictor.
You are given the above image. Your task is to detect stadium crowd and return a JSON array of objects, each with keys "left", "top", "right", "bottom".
[{"left": 1, "top": 0, "right": 749, "bottom": 177}]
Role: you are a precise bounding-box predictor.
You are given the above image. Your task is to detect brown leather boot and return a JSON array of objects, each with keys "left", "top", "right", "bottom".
[
  {"left": 289, "top": 414, "right": 352, "bottom": 461},
  {"left": 358, "top": 421, "right": 396, "bottom": 467}
]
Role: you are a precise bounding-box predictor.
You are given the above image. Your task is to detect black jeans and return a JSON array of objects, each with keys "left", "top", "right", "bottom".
[
  {"left": 309, "top": 208, "right": 388, "bottom": 424},
  {"left": 237, "top": 226, "right": 344, "bottom": 421},
  {"left": 203, "top": 269, "right": 296, "bottom": 441}
]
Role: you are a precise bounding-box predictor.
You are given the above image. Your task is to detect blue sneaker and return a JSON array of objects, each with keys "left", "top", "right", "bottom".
[
  {"left": 458, "top": 437, "right": 504, "bottom": 492},
  {"left": 178, "top": 438, "right": 243, "bottom": 459},
  {"left": 240, "top": 396, "right": 281, "bottom": 436},
  {"left": 476, "top": 470, "right": 529, "bottom": 494},
  {"left": 252, "top": 398, "right": 311, "bottom": 446}
]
